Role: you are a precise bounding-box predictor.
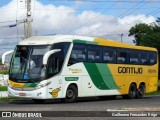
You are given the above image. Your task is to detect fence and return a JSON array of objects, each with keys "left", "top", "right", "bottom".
[
  {"left": 0, "top": 74, "right": 9, "bottom": 97},
  {"left": 0, "top": 74, "right": 8, "bottom": 86}
]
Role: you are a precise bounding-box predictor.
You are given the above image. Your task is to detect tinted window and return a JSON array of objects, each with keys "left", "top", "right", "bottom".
[
  {"left": 140, "top": 51, "right": 149, "bottom": 65},
  {"left": 68, "top": 43, "right": 157, "bottom": 66},
  {"left": 68, "top": 43, "right": 86, "bottom": 66},
  {"left": 103, "top": 47, "right": 116, "bottom": 63},
  {"left": 47, "top": 42, "right": 70, "bottom": 78},
  {"left": 149, "top": 52, "right": 157, "bottom": 65},
  {"left": 129, "top": 50, "right": 139, "bottom": 64},
  {"left": 9, "top": 45, "right": 51, "bottom": 81},
  {"left": 88, "top": 45, "right": 102, "bottom": 62},
  {"left": 117, "top": 49, "right": 128, "bottom": 64}
]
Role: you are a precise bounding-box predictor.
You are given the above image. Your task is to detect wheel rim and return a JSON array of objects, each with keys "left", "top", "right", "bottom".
[
  {"left": 66, "top": 89, "right": 74, "bottom": 98},
  {"left": 130, "top": 85, "right": 136, "bottom": 96},
  {"left": 139, "top": 86, "right": 144, "bottom": 96}
]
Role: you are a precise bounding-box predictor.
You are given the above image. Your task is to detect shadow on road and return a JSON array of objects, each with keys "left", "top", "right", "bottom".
[{"left": 7, "top": 95, "right": 157, "bottom": 105}]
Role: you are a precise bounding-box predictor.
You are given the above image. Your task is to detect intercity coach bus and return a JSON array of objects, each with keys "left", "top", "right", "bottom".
[{"left": 2, "top": 35, "right": 158, "bottom": 103}]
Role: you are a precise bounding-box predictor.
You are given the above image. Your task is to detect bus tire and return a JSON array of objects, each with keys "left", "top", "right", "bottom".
[
  {"left": 63, "top": 85, "right": 78, "bottom": 103},
  {"left": 123, "top": 83, "right": 136, "bottom": 99},
  {"left": 128, "top": 83, "right": 137, "bottom": 99},
  {"left": 136, "top": 84, "right": 145, "bottom": 99},
  {"left": 32, "top": 99, "right": 45, "bottom": 104}
]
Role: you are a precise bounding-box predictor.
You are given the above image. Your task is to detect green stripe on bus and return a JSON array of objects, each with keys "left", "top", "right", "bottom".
[
  {"left": 73, "top": 40, "right": 86, "bottom": 44},
  {"left": 86, "top": 41, "right": 98, "bottom": 45},
  {"left": 84, "top": 63, "right": 119, "bottom": 90},
  {"left": 96, "top": 64, "right": 119, "bottom": 89},
  {"left": 84, "top": 63, "right": 109, "bottom": 90},
  {"left": 73, "top": 39, "right": 98, "bottom": 45}
]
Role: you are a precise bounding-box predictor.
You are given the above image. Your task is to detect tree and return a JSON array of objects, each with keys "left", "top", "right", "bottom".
[
  {"left": 129, "top": 23, "right": 160, "bottom": 48},
  {"left": 129, "top": 23, "right": 160, "bottom": 79}
]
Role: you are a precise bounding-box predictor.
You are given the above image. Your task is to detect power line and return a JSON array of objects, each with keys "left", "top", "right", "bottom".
[
  {"left": 102, "top": 8, "right": 160, "bottom": 37},
  {"left": 84, "top": 0, "right": 147, "bottom": 36},
  {"left": 1, "top": 6, "right": 160, "bottom": 12},
  {"left": 67, "top": 0, "right": 119, "bottom": 34},
  {"left": 0, "top": 20, "right": 16, "bottom": 24},
  {"left": 0, "top": 25, "right": 12, "bottom": 28},
  {"left": 0, "top": 37, "right": 22, "bottom": 39},
  {"left": 48, "top": 0, "right": 160, "bottom": 3},
  {"left": 29, "top": 7, "right": 160, "bottom": 11}
]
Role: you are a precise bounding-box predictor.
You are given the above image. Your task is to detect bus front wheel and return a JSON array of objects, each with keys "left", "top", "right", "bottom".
[{"left": 62, "top": 85, "right": 78, "bottom": 103}]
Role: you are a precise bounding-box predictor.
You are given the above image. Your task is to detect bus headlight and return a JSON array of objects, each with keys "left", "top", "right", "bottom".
[{"left": 36, "top": 81, "right": 51, "bottom": 89}]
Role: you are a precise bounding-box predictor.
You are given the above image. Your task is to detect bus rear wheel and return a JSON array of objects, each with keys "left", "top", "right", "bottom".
[
  {"left": 123, "top": 83, "right": 137, "bottom": 99},
  {"left": 62, "top": 85, "right": 78, "bottom": 103},
  {"left": 136, "top": 84, "right": 145, "bottom": 99}
]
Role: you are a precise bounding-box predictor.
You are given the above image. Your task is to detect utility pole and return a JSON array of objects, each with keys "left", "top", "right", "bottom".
[
  {"left": 24, "top": 19, "right": 27, "bottom": 38},
  {"left": 25, "top": 0, "right": 32, "bottom": 38},
  {"left": 120, "top": 34, "right": 123, "bottom": 43}
]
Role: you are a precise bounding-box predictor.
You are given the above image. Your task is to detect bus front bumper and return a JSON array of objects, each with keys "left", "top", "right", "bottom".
[{"left": 8, "top": 86, "right": 48, "bottom": 99}]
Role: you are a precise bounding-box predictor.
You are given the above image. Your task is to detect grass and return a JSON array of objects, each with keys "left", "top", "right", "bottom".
[
  {"left": 0, "top": 70, "right": 9, "bottom": 74},
  {"left": 0, "top": 86, "right": 7, "bottom": 91}
]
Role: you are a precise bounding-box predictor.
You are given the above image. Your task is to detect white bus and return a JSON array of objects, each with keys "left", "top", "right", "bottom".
[{"left": 2, "top": 35, "right": 158, "bottom": 103}]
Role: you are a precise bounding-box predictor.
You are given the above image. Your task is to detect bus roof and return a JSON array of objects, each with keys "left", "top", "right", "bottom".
[
  {"left": 18, "top": 35, "right": 93, "bottom": 45},
  {"left": 94, "top": 38, "right": 157, "bottom": 51},
  {"left": 18, "top": 35, "right": 157, "bottom": 52}
]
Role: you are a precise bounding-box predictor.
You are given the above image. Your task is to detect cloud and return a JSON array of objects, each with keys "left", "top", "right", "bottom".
[
  {"left": 118, "top": 14, "right": 155, "bottom": 25},
  {"left": 0, "top": 0, "right": 157, "bottom": 57}
]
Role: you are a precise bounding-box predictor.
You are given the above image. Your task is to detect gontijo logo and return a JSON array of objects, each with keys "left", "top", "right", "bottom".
[{"left": 118, "top": 67, "right": 143, "bottom": 74}]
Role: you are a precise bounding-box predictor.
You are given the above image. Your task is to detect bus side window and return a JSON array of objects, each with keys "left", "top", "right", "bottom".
[
  {"left": 140, "top": 51, "right": 149, "bottom": 65},
  {"left": 68, "top": 43, "right": 86, "bottom": 66},
  {"left": 150, "top": 52, "right": 157, "bottom": 65},
  {"left": 47, "top": 53, "right": 63, "bottom": 77},
  {"left": 87, "top": 45, "right": 102, "bottom": 63},
  {"left": 103, "top": 47, "right": 116, "bottom": 63},
  {"left": 117, "top": 49, "right": 127, "bottom": 64},
  {"left": 129, "top": 50, "right": 139, "bottom": 64}
]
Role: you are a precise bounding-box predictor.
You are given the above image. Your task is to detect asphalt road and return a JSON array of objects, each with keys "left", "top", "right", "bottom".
[{"left": 0, "top": 96, "right": 160, "bottom": 120}]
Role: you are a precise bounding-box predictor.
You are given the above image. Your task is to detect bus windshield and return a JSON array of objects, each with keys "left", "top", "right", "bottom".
[{"left": 9, "top": 45, "right": 51, "bottom": 82}]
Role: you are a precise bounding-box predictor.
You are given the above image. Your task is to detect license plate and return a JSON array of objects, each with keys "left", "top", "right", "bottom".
[{"left": 19, "top": 93, "right": 26, "bottom": 96}]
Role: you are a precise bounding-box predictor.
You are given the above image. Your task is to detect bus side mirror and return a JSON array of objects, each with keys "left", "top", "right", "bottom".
[
  {"left": 2, "top": 50, "right": 14, "bottom": 64},
  {"left": 43, "top": 49, "right": 61, "bottom": 65}
]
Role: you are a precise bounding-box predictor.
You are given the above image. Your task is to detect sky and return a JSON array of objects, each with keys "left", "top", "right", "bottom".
[{"left": 0, "top": 0, "right": 160, "bottom": 57}]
